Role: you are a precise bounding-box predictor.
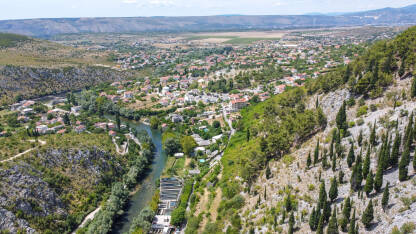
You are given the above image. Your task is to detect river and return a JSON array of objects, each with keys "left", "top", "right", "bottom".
[{"left": 109, "top": 117, "right": 168, "bottom": 234}]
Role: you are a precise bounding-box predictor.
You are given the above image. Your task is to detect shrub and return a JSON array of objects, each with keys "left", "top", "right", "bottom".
[{"left": 357, "top": 105, "right": 368, "bottom": 117}]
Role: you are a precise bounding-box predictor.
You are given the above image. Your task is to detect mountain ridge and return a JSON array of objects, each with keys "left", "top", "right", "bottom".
[{"left": 0, "top": 4, "right": 415, "bottom": 37}]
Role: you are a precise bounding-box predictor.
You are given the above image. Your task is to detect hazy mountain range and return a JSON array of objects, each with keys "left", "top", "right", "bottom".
[{"left": 0, "top": 4, "right": 415, "bottom": 37}]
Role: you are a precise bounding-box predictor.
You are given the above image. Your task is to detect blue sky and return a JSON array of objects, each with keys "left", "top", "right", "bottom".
[{"left": 1, "top": 0, "right": 415, "bottom": 20}]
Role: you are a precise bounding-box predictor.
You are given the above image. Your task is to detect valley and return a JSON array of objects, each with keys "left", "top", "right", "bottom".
[{"left": 0, "top": 7, "right": 415, "bottom": 234}]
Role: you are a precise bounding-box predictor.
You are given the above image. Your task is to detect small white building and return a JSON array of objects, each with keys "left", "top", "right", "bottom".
[{"left": 174, "top": 153, "right": 184, "bottom": 158}]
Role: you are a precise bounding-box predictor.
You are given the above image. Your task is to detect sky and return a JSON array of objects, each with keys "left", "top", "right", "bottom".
[{"left": 1, "top": 0, "right": 415, "bottom": 20}]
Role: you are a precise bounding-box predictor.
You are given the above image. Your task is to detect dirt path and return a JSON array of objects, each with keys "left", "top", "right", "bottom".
[
  {"left": 72, "top": 206, "right": 101, "bottom": 233},
  {"left": 0, "top": 139, "right": 46, "bottom": 163}
]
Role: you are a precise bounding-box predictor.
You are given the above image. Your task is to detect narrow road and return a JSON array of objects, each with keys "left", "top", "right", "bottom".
[
  {"left": 73, "top": 206, "right": 102, "bottom": 232},
  {"left": 0, "top": 140, "right": 46, "bottom": 163}
]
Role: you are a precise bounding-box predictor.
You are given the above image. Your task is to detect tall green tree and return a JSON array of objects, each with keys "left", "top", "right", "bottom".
[
  {"left": 364, "top": 170, "right": 374, "bottom": 196},
  {"left": 317, "top": 213, "right": 325, "bottom": 234},
  {"left": 348, "top": 210, "right": 356, "bottom": 234},
  {"left": 307, "top": 152, "right": 312, "bottom": 169},
  {"left": 329, "top": 177, "right": 338, "bottom": 202},
  {"left": 322, "top": 151, "right": 329, "bottom": 169},
  {"left": 309, "top": 207, "right": 317, "bottom": 231},
  {"left": 327, "top": 208, "right": 339, "bottom": 234},
  {"left": 285, "top": 191, "right": 292, "bottom": 212},
  {"left": 390, "top": 133, "right": 401, "bottom": 168},
  {"left": 411, "top": 76, "right": 416, "bottom": 98},
  {"left": 336, "top": 100, "right": 348, "bottom": 133},
  {"left": 323, "top": 199, "right": 332, "bottom": 223},
  {"left": 314, "top": 139, "right": 320, "bottom": 165},
  {"left": 340, "top": 197, "right": 351, "bottom": 231},
  {"left": 332, "top": 153, "right": 337, "bottom": 172},
  {"left": 358, "top": 130, "right": 363, "bottom": 146},
  {"left": 361, "top": 200, "right": 374, "bottom": 229},
  {"left": 381, "top": 182, "right": 390, "bottom": 211},
  {"left": 347, "top": 143, "right": 355, "bottom": 168},
  {"left": 318, "top": 181, "right": 327, "bottom": 210},
  {"left": 403, "top": 113, "right": 413, "bottom": 145},
  {"left": 288, "top": 212, "right": 295, "bottom": 234},
  {"left": 374, "top": 163, "right": 383, "bottom": 193},
  {"left": 399, "top": 144, "right": 410, "bottom": 181},
  {"left": 362, "top": 145, "right": 371, "bottom": 179},
  {"left": 370, "top": 121, "right": 377, "bottom": 146}
]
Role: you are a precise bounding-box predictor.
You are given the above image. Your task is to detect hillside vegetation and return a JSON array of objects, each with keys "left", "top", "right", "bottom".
[
  {"left": 0, "top": 33, "right": 30, "bottom": 48},
  {"left": 199, "top": 26, "right": 416, "bottom": 233}
]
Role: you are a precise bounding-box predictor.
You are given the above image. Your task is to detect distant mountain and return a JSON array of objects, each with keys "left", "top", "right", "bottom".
[{"left": 0, "top": 4, "right": 415, "bottom": 37}]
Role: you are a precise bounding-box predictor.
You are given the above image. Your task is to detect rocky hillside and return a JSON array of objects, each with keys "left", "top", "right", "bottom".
[
  {"left": 0, "top": 133, "right": 126, "bottom": 233},
  {"left": 194, "top": 26, "right": 416, "bottom": 233},
  {"left": 240, "top": 75, "right": 416, "bottom": 233},
  {"left": 0, "top": 65, "right": 130, "bottom": 104}
]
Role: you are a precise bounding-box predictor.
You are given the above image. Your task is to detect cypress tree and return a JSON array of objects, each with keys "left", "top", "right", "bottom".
[
  {"left": 332, "top": 153, "right": 337, "bottom": 172},
  {"left": 264, "top": 186, "right": 267, "bottom": 200},
  {"left": 314, "top": 139, "right": 320, "bottom": 165},
  {"left": 411, "top": 76, "right": 416, "bottom": 98},
  {"left": 374, "top": 163, "right": 383, "bottom": 193},
  {"left": 358, "top": 130, "right": 363, "bottom": 147},
  {"left": 309, "top": 207, "right": 317, "bottom": 231},
  {"left": 322, "top": 151, "right": 329, "bottom": 169},
  {"left": 316, "top": 96, "right": 320, "bottom": 108},
  {"left": 266, "top": 164, "right": 271, "bottom": 179},
  {"left": 288, "top": 212, "right": 294, "bottom": 234},
  {"left": 384, "top": 135, "right": 392, "bottom": 170},
  {"left": 285, "top": 191, "right": 292, "bottom": 212},
  {"left": 317, "top": 213, "right": 324, "bottom": 234},
  {"left": 356, "top": 151, "right": 363, "bottom": 186},
  {"left": 364, "top": 170, "right": 374, "bottom": 196},
  {"left": 361, "top": 200, "right": 374, "bottom": 229},
  {"left": 362, "top": 145, "right": 371, "bottom": 179},
  {"left": 350, "top": 163, "right": 359, "bottom": 191},
  {"left": 404, "top": 113, "right": 413, "bottom": 145},
  {"left": 347, "top": 143, "right": 355, "bottom": 168},
  {"left": 329, "top": 177, "right": 338, "bottom": 202},
  {"left": 339, "top": 170, "right": 344, "bottom": 184},
  {"left": 336, "top": 100, "right": 347, "bottom": 133},
  {"left": 246, "top": 129, "right": 250, "bottom": 142},
  {"left": 370, "top": 121, "right": 377, "bottom": 146},
  {"left": 327, "top": 208, "right": 339, "bottom": 234},
  {"left": 340, "top": 197, "right": 351, "bottom": 232},
  {"left": 307, "top": 152, "right": 312, "bottom": 169},
  {"left": 348, "top": 210, "right": 356, "bottom": 234},
  {"left": 281, "top": 210, "right": 286, "bottom": 224},
  {"left": 399, "top": 143, "right": 410, "bottom": 181},
  {"left": 318, "top": 181, "right": 327, "bottom": 210},
  {"left": 390, "top": 133, "right": 401, "bottom": 168},
  {"left": 330, "top": 136, "right": 335, "bottom": 159},
  {"left": 413, "top": 150, "right": 416, "bottom": 172},
  {"left": 323, "top": 199, "right": 331, "bottom": 223},
  {"left": 381, "top": 182, "right": 390, "bottom": 211}
]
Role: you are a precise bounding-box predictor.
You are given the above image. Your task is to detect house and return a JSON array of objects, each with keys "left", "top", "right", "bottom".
[
  {"left": 74, "top": 125, "right": 86, "bottom": 133},
  {"left": 174, "top": 153, "right": 184, "bottom": 158},
  {"left": 36, "top": 125, "right": 48, "bottom": 134},
  {"left": 21, "top": 108, "right": 34, "bottom": 115},
  {"left": 170, "top": 114, "right": 183, "bottom": 123},
  {"left": 212, "top": 134, "right": 223, "bottom": 143},
  {"left": 229, "top": 98, "right": 248, "bottom": 112},
  {"left": 195, "top": 147, "right": 206, "bottom": 154},
  {"left": 123, "top": 91, "right": 134, "bottom": 99},
  {"left": 71, "top": 106, "right": 82, "bottom": 115},
  {"left": 189, "top": 169, "right": 201, "bottom": 175}
]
